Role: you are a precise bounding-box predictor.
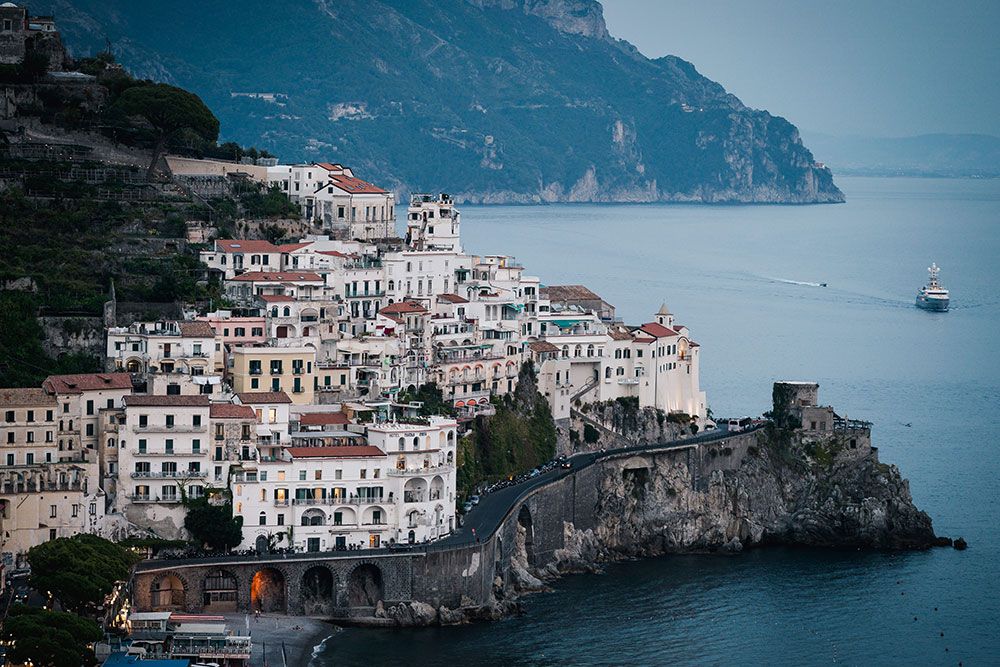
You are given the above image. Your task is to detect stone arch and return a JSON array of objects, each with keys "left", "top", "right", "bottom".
[
  {"left": 251, "top": 567, "right": 287, "bottom": 613},
  {"left": 301, "top": 565, "right": 336, "bottom": 616},
  {"left": 254, "top": 534, "right": 269, "bottom": 554},
  {"left": 202, "top": 569, "right": 240, "bottom": 612},
  {"left": 301, "top": 508, "right": 326, "bottom": 526},
  {"left": 150, "top": 572, "right": 186, "bottom": 611},
  {"left": 517, "top": 504, "right": 536, "bottom": 567},
  {"left": 430, "top": 475, "right": 444, "bottom": 502},
  {"left": 403, "top": 477, "right": 427, "bottom": 503},
  {"left": 347, "top": 563, "right": 384, "bottom": 608}
]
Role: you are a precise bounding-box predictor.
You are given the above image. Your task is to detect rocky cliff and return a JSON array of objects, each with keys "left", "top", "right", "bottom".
[
  {"left": 546, "top": 430, "right": 938, "bottom": 581},
  {"left": 37, "top": 0, "right": 844, "bottom": 204}
]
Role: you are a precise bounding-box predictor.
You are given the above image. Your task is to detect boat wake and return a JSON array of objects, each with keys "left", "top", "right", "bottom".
[{"left": 769, "top": 277, "right": 828, "bottom": 288}]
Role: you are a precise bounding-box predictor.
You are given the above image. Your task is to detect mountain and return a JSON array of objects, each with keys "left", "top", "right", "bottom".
[
  {"left": 802, "top": 132, "right": 1000, "bottom": 178},
  {"left": 34, "top": 0, "right": 844, "bottom": 204}
]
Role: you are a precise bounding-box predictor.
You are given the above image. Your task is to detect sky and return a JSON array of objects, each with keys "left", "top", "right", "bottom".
[{"left": 601, "top": 0, "right": 1000, "bottom": 138}]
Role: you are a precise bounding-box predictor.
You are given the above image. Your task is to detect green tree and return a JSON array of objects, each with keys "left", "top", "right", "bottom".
[
  {"left": 115, "top": 83, "right": 220, "bottom": 180},
  {"left": 2, "top": 606, "right": 102, "bottom": 667},
  {"left": 184, "top": 495, "right": 244, "bottom": 552},
  {"left": 27, "top": 535, "right": 139, "bottom": 615}
]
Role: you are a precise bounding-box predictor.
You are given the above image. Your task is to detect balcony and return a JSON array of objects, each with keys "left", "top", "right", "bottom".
[
  {"left": 131, "top": 449, "right": 207, "bottom": 457},
  {"left": 388, "top": 464, "right": 450, "bottom": 478},
  {"left": 133, "top": 424, "right": 207, "bottom": 434},
  {"left": 126, "top": 494, "right": 182, "bottom": 504},
  {"left": 130, "top": 470, "right": 207, "bottom": 479}
]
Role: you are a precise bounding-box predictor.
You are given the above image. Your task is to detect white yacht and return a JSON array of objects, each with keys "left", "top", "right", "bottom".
[{"left": 915, "top": 263, "right": 949, "bottom": 312}]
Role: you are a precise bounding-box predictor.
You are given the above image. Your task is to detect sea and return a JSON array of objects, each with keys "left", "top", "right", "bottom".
[{"left": 313, "top": 177, "right": 1000, "bottom": 665}]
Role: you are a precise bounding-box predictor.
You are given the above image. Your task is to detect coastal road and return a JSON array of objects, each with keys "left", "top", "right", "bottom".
[{"left": 137, "top": 423, "right": 763, "bottom": 571}]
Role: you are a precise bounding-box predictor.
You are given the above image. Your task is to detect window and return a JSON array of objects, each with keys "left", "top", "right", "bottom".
[
  {"left": 167, "top": 384, "right": 180, "bottom": 395},
  {"left": 46, "top": 409, "right": 53, "bottom": 421},
  {"left": 86, "top": 400, "right": 94, "bottom": 416},
  {"left": 5, "top": 432, "right": 12, "bottom": 444},
  {"left": 193, "top": 415, "right": 202, "bottom": 427},
  {"left": 192, "top": 439, "right": 201, "bottom": 454},
  {"left": 277, "top": 513, "right": 285, "bottom": 526},
  {"left": 165, "top": 439, "right": 174, "bottom": 454},
  {"left": 138, "top": 439, "right": 147, "bottom": 453},
  {"left": 360, "top": 469, "right": 367, "bottom": 479},
  {"left": 5, "top": 453, "right": 13, "bottom": 465},
  {"left": 314, "top": 469, "right": 322, "bottom": 480},
  {"left": 166, "top": 415, "right": 175, "bottom": 427},
  {"left": 85, "top": 424, "right": 94, "bottom": 437},
  {"left": 299, "top": 470, "right": 307, "bottom": 481},
  {"left": 139, "top": 414, "right": 148, "bottom": 427},
  {"left": 26, "top": 453, "right": 34, "bottom": 465},
  {"left": 50, "top": 505, "right": 57, "bottom": 518},
  {"left": 72, "top": 504, "right": 79, "bottom": 518},
  {"left": 249, "top": 360, "right": 262, "bottom": 375},
  {"left": 335, "top": 469, "right": 342, "bottom": 480}
]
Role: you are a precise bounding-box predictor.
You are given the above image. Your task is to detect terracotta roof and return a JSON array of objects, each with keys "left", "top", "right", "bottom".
[
  {"left": 541, "top": 285, "right": 603, "bottom": 302},
  {"left": 125, "top": 395, "right": 210, "bottom": 407},
  {"left": 287, "top": 445, "right": 385, "bottom": 459},
  {"left": 237, "top": 391, "right": 292, "bottom": 405},
  {"left": 639, "top": 322, "right": 679, "bottom": 338},
  {"left": 528, "top": 341, "right": 560, "bottom": 354},
  {"left": 380, "top": 301, "right": 426, "bottom": 315},
  {"left": 298, "top": 412, "right": 350, "bottom": 426},
  {"left": 608, "top": 326, "right": 634, "bottom": 341},
  {"left": 315, "top": 162, "right": 344, "bottom": 171},
  {"left": 43, "top": 373, "right": 133, "bottom": 395},
  {"left": 258, "top": 294, "right": 294, "bottom": 303},
  {"left": 231, "top": 271, "right": 323, "bottom": 282},
  {"left": 0, "top": 388, "right": 57, "bottom": 407},
  {"left": 317, "top": 250, "right": 351, "bottom": 258},
  {"left": 177, "top": 321, "right": 216, "bottom": 338},
  {"left": 210, "top": 404, "right": 257, "bottom": 419},
  {"left": 215, "top": 239, "right": 280, "bottom": 253},
  {"left": 277, "top": 242, "right": 312, "bottom": 253},
  {"left": 437, "top": 293, "right": 469, "bottom": 304},
  {"left": 328, "top": 173, "right": 387, "bottom": 195}
]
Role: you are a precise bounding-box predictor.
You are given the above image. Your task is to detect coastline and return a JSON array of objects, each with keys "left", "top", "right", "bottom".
[{"left": 229, "top": 613, "right": 335, "bottom": 667}]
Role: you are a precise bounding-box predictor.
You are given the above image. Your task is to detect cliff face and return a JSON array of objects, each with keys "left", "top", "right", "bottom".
[
  {"left": 39, "top": 0, "right": 844, "bottom": 204},
  {"left": 549, "top": 435, "right": 936, "bottom": 575}
]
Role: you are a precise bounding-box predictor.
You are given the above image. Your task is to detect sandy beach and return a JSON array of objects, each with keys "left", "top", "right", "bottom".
[{"left": 225, "top": 613, "right": 336, "bottom": 666}]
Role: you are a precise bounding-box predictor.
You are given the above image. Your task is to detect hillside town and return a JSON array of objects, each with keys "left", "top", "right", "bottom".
[{"left": 1, "top": 155, "right": 708, "bottom": 567}]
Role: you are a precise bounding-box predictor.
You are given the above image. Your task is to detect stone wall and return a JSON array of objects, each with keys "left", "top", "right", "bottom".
[{"left": 37, "top": 315, "right": 104, "bottom": 358}]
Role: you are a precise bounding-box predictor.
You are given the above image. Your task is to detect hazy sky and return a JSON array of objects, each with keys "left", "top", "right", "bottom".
[{"left": 601, "top": 0, "right": 1000, "bottom": 138}]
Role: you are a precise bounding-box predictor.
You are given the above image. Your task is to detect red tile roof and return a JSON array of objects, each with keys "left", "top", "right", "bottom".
[
  {"left": 639, "top": 322, "right": 679, "bottom": 338},
  {"left": 315, "top": 162, "right": 344, "bottom": 171},
  {"left": 215, "top": 239, "right": 280, "bottom": 253},
  {"left": 437, "top": 293, "right": 469, "bottom": 304},
  {"left": 258, "top": 294, "right": 294, "bottom": 303},
  {"left": 177, "top": 321, "right": 216, "bottom": 337},
  {"left": 236, "top": 391, "right": 292, "bottom": 405},
  {"left": 0, "top": 388, "right": 57, "bottom": 407},
  {"left": 210, "top": 404, "right": 257, "bottom": 419},
  {"left": 125, "top": 395, "right": 211, "bottom": 407},
  {"left": 328, "top": 173, "right": 387, "bottom": 194},
  {"left": 277, "top": 242, "right": 312, "bottom": 253},
  {"left": 231, "top": 271, "right": 323, "bottom": 282},
  {"left": 298, "top": 412, "right": 349, "bottom": 426},
  {"left": 287, "top": 446, "right": 385, "bottom": 459},
  {"left": 380, "top": 301, "right": 426, "bottom": 315},
  {"left": 528, "top": 341, "right": 560, "bottom": 354},
  {"left": 43, "top": 373, "right": 133, "bottom": 394},
  {"left": 317, "top": 250, "right": 352, "bottom": 258}
]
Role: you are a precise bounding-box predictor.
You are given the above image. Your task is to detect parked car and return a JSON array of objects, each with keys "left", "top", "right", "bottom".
[
  {"left": 470, "top": 495, "right": 481, "bottom": 506},
  {"left": 462, "top": 501, "right": 473, "bottom": 513}
]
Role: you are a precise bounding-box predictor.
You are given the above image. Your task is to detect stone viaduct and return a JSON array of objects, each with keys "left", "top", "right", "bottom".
[{"left": 131, "top": 427, "right": 763, "bottom": 620}]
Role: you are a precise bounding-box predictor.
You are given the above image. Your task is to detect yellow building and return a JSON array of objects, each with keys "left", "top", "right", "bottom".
[{"left": 229, "top": 347, "right": 316, "bottom": 405}]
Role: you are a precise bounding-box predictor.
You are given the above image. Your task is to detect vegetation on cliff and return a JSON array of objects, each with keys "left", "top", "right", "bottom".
[
  {"left": 40, "top": 0, "right": 843, "bottom": 203},
  {"left": 456, "top": 363, "right": 557, "bottom": 498}
]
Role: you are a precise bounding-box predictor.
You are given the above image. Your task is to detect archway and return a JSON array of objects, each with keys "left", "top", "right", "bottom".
[
  {"left": 203, "top": 569, "right": 239, "bottom": 612},
  {"left": 254, "top": 534, "right": 269, "bottom": 554},
  {"left": 251, "top": 567, "right": 286, "bottom": 613},
  {"left": 517, "top": 504, "right": 535, "bottom": 567},
  {"left": 151, "top": 574, "right": 185, "bottom": 611},
  {"left": 301, "top": 566, "right": 335, "bottom": 616},
  {"left": 347, "top": 564, "right": 384, "bottom": 607}
]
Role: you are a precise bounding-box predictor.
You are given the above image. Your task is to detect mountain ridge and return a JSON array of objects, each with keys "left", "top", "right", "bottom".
[{"left": 34, "top": 0, "right": 844, "bottom": 204}]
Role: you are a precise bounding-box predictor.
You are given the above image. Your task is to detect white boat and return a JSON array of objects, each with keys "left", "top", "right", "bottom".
[{"left": 915, "top": 263, "right": 949, "bottom": 312}]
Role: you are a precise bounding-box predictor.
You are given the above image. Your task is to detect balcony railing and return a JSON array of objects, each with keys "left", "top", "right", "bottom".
[
  {"left": 284, "top": 494, "right": 390, "bottom": 506},
  {"left": 126, "top": 494, "right": 183, "bottom": 504},
  {"left": 130, "top": 470, "right": 207, "bottom": 479},
  {"left": 133, "top": 424, "right": 206, "bottom": 433},
  {"left": 388, "top": 464, "right": 450, "bottom": 477}
]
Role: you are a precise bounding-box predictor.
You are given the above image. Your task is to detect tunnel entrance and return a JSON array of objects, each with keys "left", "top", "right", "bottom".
[
  {"left": 250, "top": 567, "right": 286, "bottom": 613},
  {"left": 151, "top": 574, "right": 185, "bottom": 611},
  {"left": 302, "top": 566, "right": 335, "bottom": 615},
  {"left": 347, "top": 564, "right": 384, "bottom": 608}
]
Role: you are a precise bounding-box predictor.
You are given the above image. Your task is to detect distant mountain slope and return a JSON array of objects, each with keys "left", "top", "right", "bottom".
[
  {"left": 803, "top": 133, "right": 1000, "bottom": 178},
  {"left": 37, "top": 0, "right": 844, "bottom": 204}
]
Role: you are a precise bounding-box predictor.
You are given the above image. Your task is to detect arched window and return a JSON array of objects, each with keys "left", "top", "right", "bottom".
[
  {"left": 605, "top": 367, "right": 612, "bottom": 379},
  {"left": 283, "top": 306, "right": 291, "bottom": 317},
  {"left": 412, "top": 436, "right": 420, "bottom": 450},
  {"left": 271, "top": 307, "right": 278, "bottom": 317},
  {"left": 574, "top": 345, "right": 582, "bottom": 358},
  {"left": 587, "top": 344, "right": 595, "bottom": 357},
  {"left": 398, "top": 437, "right": 405, "bottom": 452},
  {"left": 617, "top": 367, "right": 624, "bottom": 376},
  {"left": 615, "top": 349, "right": 622, "bottom": 359},
  {"left": 561, "top": 346, "right": 569, "bottom": 359}
]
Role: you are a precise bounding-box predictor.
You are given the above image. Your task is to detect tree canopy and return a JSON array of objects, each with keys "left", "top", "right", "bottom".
[
  {"left": 184, "top": 495, "right": 244, "bottom": 552},
  {"left": 114, "top": 82, "right": 220, "bottom": 178},
  {"left": 27, "top": 534, "right": 139, "bottom": 614},
  {"left": 1, "top": 606, "right": 102, "bottom": 667}
]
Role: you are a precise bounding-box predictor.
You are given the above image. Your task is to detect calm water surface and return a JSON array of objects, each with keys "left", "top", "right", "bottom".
[{"left": 315, "top": 177, "right": 1000, "bottom": 665}]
